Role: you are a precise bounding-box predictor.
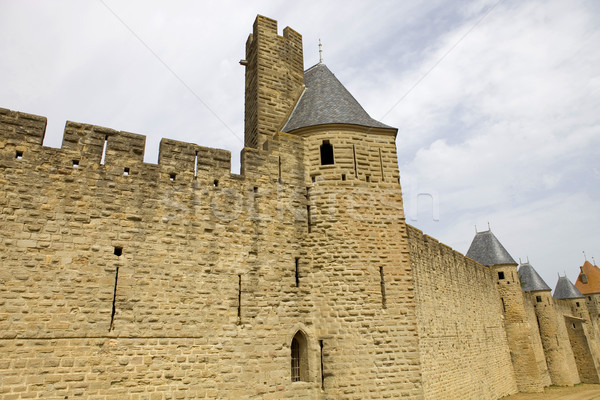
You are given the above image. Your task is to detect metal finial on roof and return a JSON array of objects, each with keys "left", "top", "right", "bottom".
[
  {"left": 519, "top": 257, "right": 522, "bottom": 264},
  {"left": 527, "top": 256, "right": 530, "bottom": 263},
  {"left": 474, "top": 224, "right": 478, "bottom": 234},
  {"left": 487, "top": 222, "right": 490, "bottom": 230},
  {"left": 584, "top": 251, "right": 588, "bottom": 261},
  {"left": 593, "top": 257, "right": 597, "bottom": 265},
  {"left": 318, "top": 39, "right": 323, "bottom": 63}
]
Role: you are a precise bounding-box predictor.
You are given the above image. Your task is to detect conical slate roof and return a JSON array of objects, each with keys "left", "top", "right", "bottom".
[
  {"left": 575, "top": 261, "right": 600, "bottom": 295},
  {"left": 518, "top": 262, "right": 551, "bottom": 292},
  {"left": 466, "top": 229, "right": 517, "bottom": 266},
  {"left": 282, "top": 63, "right": 393, "bottom": 132},
  {"left": 554, "top": 276, "right": 584, "bottom": 299}
]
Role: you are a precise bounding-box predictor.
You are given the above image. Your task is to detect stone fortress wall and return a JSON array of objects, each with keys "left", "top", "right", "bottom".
[
  {"left": 407, "top": 226, "right": 518, "bottom": 399},
  {"left": 1, "top": 14, "right": 599, "bottom": 400}
]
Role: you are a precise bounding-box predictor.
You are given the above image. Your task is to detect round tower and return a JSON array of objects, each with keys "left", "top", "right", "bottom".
[
  {"left": 519, "top": 262, "right": 579, "bottom": 386},
  {"left": 466, "top": 230, "right": 546, "bottom": 392},
  {"left": 554, "top": 275, "right": 600, "bottom": 383},
  {"left": 281, "top": 61, "right": 424, "bottom": 397}
]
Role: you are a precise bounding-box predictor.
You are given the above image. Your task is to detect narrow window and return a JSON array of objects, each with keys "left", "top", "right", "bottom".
[
  {"left": 253, "top": 186, "right": 258, "bottom": 193},
  {"left": 341, "top": 174, "right": 346, "bottom": 181},
  {"left": 100, "top": 135, "right": 108, "bottom": 165},
  {"left": 536, "top": 295, "right": 542, "bottom": 303},
  {"left": 213, "top": 179, "right": 219, "bottom": 187},
  {"left": 501, "top": 297, "right": 506, "bottom": 312},
  {"left": 109, "top": 265, "right": 119, "bottom": 331},
  {"left": 194, "top": 150, "right": 198, "bottom": 179},
  {"left": 573, "top": 323, "right": 576, "bottom": 329},
  {"left": 169, "top": 173, "right": 176, "bottom": 181},
  {"left": 498, "top": 271, "right": 505, "bottom": 280},
  {"left": 352, "top": 144, "right": 358, "bottom": 177},
  {"left": 320, "top": 140, "right": 334, "bottom": 165},
  {"left": 306, "top": 205, "right": 311, "bottom": 233},
  {"left": 291, "top": 338, "right": 300, "bottom": 382},
  {"left": 311, "top": 175, "right": 316, "bottom": 183},
  {"left": 113, "top": 246, "right": 123, "bottom": 257},
  {"left": 576, "top": 302, "right": 580, "bottom": 307},
  {"left": 237, "top": 274, "right": 242, "bottom": 321},
  {"left": 379, "top": 148, "right": 384, "bottom": 181},
  {"left": 365, "top": 174, "right": 371, "bottom": 183},
  {"left": 320, "top": 340, "right": 324, "bottom": 390},
  {"left": 123, "top": 167, "right": 130, "bottom": 176},
  {"left": 379, "top": 267, "right": 387, "bottom": 309},
  {"left": 72, "top": 160, "right": 79, "bottom": 168},
  {"left": 15, "top": 150, "right": 23, "bottom": 159},
  {"left": 278, "top": 156, "right": 282, "bottom": 183},
  {"left": 291, "top": 331, "right": 308, "bottom": 382},
  {"left": 295, "top": 258, "right": 300, "bottom": 287}
]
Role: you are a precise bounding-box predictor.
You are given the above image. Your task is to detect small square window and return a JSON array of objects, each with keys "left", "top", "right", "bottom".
[
  {"left": 498, "top": 271, "right": 505, "bottom": 280},
  {"left": 114, "top": 247, "right": 123, "bottom": 257},
  {"left": 576, "top": 302, "right": 580, "bottom": 307},
  {"left": 123, "top": 167, "right": 130, "bottom": 176},
  {"left": 536, "top": 296, "right": 542, "bottom": 303},
  {"left": 72, "top": 160, "right": 79, "bottom": 168},
  {"left": 169, "top": 173, "right": 176, "bottom": 181},
  {"left": 213, "top": 180, "right": 219, "bottom": 187},
  {"left": 16, "top": 151, "right": 23, "bottom": 159}
]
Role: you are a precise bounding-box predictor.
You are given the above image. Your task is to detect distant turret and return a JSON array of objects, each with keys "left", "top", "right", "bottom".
[
  {"left": 518, "top": 262, "right": 579, "bottom": 386},
  {"left": 466, "top": 229, "right": 545, "bottom": 392}
]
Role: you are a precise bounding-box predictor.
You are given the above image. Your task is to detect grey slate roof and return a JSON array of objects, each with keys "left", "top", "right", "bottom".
[
  {"left": 518, "top": 262, "right": 551, "bottom": 292},
  {"left": 554, "top": 276, "right": 584, "bottom": 299},
  {"left": 465, "top": 230, "right": 517, "bottom": 266},
  {"left": 282, "top": 63, "right": 394, "bottom": 132}
]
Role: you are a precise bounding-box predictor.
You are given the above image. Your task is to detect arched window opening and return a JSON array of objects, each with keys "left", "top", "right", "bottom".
[
  {"left": 291, "top": 331, "right": 309, "bottom": 382},
  {"left": 320, "top": 140, "right": 334, "bottom": 165}
]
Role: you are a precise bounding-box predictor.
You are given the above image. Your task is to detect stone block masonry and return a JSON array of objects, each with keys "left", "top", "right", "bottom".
[
  {"left": 0, "top": 104, "right": 424, "bottom": 399},
  {"left": 3, "top": 13, "right": 597, "bottom": 400},
  {"left": 407, "top": 225, "right": 518, "bottom": 400}
]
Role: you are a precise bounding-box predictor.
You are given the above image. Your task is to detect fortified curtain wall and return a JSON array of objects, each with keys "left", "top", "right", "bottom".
[
  {"left": 0, "top": 108, "right": 426, "bottom": 399},
  {"left": 553, "top": 298, "right": 600, "bottom": 384},
  {"left": 407, "top": 225, "right": 518, "bottom": 400},
  {"left": 0, "top": 108, "right": 325, "bottom": 399}
]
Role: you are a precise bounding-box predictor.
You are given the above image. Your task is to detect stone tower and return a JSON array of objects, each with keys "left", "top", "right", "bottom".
[
  {"left": 555, "top": 275, "right": 600, "bottom": 383},
  {"left": 466, "top": 230, "right": 545, "bottom": 392},
  {"left": 519, "top": 262, "right": 579, "bottom": 386},
  {"left": 243, "top": 15, "right": 304, "bottom": 149},
  {"left": 241, "top": 15, "right": 424, "bottom": 398}
]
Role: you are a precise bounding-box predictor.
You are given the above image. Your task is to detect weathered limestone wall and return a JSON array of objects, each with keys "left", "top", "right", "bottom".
[
  {"left": 523, "top": 291, "right": 579, "bottom": 386},
  {"left": 244, "top": 15, "right": 304, "bottom": 149},
  {"left": 554, "top": 299, "right": 600, "bottom": 383},
  {"left": 300, "top": 125, "right": 424, "bottom": 398},
  {"left": 407, "top": 226, "right": 518, "bottom": 400},
  {"left": 0, "top": 106, "right": 425, "bottom": 399},
  {"left": 521, "top": 294, "right": 552, "bottom": 387},
  {"left": 0, "top": 108, "right": 321, "bottom": 399},
  {"left": 492, "top": 264, "right": 545, "bottom": 392},
  {"left": 296, "top": 125, "right": 400, "bottom": 185}
]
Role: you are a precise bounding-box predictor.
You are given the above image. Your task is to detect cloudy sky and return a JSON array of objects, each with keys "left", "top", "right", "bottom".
[{"left": 1, "top": 0, "right": 598, "bottom": 287}]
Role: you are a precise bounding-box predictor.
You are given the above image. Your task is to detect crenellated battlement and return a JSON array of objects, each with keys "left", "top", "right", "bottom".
[{"left": 0, "top": 107, "right": 260, "bottom": 185}]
